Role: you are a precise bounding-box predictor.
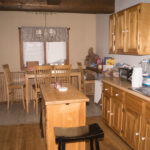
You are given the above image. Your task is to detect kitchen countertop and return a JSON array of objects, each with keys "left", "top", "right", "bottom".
[{"left": 102, "top": 77, "right": 150, "bottom": 102}]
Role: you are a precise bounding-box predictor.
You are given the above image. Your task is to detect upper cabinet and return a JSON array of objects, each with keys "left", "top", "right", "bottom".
[
  {"left": 109, "top": 3, "right": 150, "bottom": 55},
  {"left": 109, "top": 14, "right": 116, "bottom": 54}
]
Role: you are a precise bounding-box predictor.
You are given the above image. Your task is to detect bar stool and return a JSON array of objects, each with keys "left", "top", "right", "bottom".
[{"left": 54, "top": 123, "right": 104, "bottom": 150}]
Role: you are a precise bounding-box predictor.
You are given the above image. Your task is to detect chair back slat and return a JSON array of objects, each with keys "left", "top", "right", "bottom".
[
  {"left": 54, "top": 65, "right": 71, "bottom": 84},
  {"left": 77, "top": 62, "right": 84, "bottom": 83},
  {"left": 2, "top": 64, "right": 13, "bottom": 86},
  {"left": 34, "top": 65, "right": 52, "bottom": 90}
]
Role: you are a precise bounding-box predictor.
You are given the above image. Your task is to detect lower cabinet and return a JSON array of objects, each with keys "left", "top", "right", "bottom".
[
  {"left": 102, "top": 81, "right": 148, "bottom": 150},
  {"left": 122, "top": 93, "right": 143, "bottom": 149},
  {"left": 122, "top": 107, "right": 141, "bottom": 149},
  {"left": 139, "top": 104, "right": 150, "bottom": 150},
  {"left": 102, "top": 93, "right": 111, "bottom": 125},
  {"left": 110, "top": 96, "right": 123, "bottom": 135}
]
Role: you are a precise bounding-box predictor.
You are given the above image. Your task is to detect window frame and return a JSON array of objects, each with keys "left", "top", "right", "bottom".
[{"left": 19, "top": 27, "right": 70, "bottom": 71}]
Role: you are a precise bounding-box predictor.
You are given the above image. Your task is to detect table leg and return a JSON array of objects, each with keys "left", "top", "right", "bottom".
[{"left": 78, "top": 73, "right": 81, "bottom": 91}]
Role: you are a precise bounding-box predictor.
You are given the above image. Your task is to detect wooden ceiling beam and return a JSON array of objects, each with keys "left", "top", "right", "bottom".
[{"left": 0, "top": 0, "right": 115, "bottom": 14}]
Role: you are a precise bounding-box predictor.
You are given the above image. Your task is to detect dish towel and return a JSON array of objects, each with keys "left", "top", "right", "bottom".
[{"left": 94, "top": 80, "right": 102, "bottom": 104}]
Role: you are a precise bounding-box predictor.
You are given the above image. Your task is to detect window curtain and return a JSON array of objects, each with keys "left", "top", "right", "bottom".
[{"left": 21, "top": 27, "right": 68, "bottom": 42}]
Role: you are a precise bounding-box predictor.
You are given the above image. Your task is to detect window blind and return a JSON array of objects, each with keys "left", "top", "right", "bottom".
[
  {"left": 46, "top": 42, "right": 66, "bottom": 65},
  {"left": 23, "top": 42, "right": 44, "bottom": 66}
]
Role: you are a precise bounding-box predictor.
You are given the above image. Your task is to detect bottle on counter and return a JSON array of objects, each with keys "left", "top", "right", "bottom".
[{"left": 97, "top": 58, "right": 103, "bottom": 72}]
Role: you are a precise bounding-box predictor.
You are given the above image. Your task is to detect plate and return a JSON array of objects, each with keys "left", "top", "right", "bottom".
[{"left": 58, "top": 87, "right": 68, "bottom": 92}]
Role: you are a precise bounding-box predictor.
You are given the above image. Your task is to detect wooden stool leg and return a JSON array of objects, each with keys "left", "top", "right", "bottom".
[
  {"left": 62, "top": 142, "right": 65, "bottom": 150},
  {"left": 90, "top": 138, "right": 94, "bottom": 150},
  {"left": 58, "top": 142, "right": 61, "bottom": 150},
  {"left": 95, "top": 138, "right": 100, "bottom": 150}
]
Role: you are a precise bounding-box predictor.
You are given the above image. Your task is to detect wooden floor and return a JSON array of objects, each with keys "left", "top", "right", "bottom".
[{"left": 0, "top": 116, "right": 132, "bottom": 150}]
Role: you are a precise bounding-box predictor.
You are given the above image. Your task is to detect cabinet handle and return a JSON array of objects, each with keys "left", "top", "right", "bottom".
[
  {"left": 122, "top": 30, "right": 125, "bottom": 33},
  {"left": 110, "top": 113, "right": 114, "bottom": 116},
  {"left": 135, "top": 132, "right": 139, "bottom": 136},
  {"left": 141, "top": 137, "right": 145, "bottom": 141},
  {"left": 105, "top": 88, "right": 108, "bottom": 91},
  {"left": 107, "top": 110, "right": 110, "bottom": 113},
  {"left": 112, "top": 32, "right": 114, "bottom": 35},
  {"left": 115, "top": 93, "right": 119, "bottom": 96}
]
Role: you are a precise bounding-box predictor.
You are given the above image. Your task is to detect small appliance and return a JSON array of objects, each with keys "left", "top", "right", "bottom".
[{"left": 119, "top": 68, "right": 133, "bottom": 81}]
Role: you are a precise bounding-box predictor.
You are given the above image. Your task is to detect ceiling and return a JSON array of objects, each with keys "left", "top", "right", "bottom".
[{"left": 0, "top": 0, "right": 115, "bottom": 14}]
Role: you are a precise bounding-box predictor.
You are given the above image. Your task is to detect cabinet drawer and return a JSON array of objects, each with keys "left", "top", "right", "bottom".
[
  {"left": 103, "top": 82, "right": 111, "bottom": 95},
  {"left": 125, "top": 93, "right": 144, "bottom": 114},
  {"left": 112, "top": 86, "right": 124, "bottom": 102}
]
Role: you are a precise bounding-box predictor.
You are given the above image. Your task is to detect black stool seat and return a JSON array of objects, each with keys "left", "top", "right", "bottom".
[{"left": 54, "top": 123, "right": 104, "bottom": 150}]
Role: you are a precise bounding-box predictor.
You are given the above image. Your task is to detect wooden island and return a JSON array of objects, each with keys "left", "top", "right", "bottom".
[{"left": 40, "top": 84, "right": 89, "bottom": 150}]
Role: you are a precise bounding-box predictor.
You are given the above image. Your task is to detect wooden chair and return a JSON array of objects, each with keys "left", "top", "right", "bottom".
[
  {"left": 26, "top": 61, "right": 39, "bottom": 72},
  {"left": 2, "top": 64, "right": 25, "bottom": 110},
  {"left": 54, "top": 123, "right": 104, "bottom": 150},
  {"left": 54, "top": 65, "right": 71, "bottom": 85},
  {"left": 33, "top": 65, "right": 52, "bottom": 114},
  {"left": 77, "top": 62, "right": 95, "bottom": 96}
]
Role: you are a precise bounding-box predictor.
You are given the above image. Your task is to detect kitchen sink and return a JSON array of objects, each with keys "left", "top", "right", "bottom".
[{"left": 129, "top": 87, "right": 150, "bottom": 97}]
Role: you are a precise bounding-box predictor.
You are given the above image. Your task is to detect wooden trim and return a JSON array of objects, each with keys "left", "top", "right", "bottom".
[
  {"left": 66, "top": 28, "right": 70, "bottom": 65},
  {"left": 0, "top": 0, "right": 115, "bottom": 14},
  {"left": 19, "top": 28, "right": 25, "bottom": 70},
  {"left": 44, "top": 41, "right": 46, "bottom": 64},
  {"left": 19, "top": 27, "right": 70, "bottom": 70}
]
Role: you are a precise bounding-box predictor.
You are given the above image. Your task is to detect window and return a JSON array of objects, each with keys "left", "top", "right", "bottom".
[
  {"left": 19, "top": 27, "right": 69, "bottom": 70},
  {"left": 46, "top": 42, "right": 66, "bottom": 65}
]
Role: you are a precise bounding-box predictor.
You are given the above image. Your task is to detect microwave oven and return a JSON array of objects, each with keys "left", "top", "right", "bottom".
[{"left": 119, "top": 68, "right": 133, "bottom": 81}]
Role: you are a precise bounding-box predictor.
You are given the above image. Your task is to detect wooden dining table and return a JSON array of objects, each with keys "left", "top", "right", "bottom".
[
  {"left": 40, "top": 84, "right": 89, "bottom": 150},
  {"left": 25, "top": 69, "right": 81, "bottom": 112}
]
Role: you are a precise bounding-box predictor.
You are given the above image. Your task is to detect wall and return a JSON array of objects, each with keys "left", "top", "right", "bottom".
[
  {"left": 96, "top": 0, "right": 150, "bottom": 67},
  {"left": 0, "top": 11, "right": 96, "bottom": 71}
]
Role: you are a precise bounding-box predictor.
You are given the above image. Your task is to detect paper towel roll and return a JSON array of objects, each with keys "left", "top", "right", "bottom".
[{"left": 132, "top": 67, "right": 143, "bottom": 88}]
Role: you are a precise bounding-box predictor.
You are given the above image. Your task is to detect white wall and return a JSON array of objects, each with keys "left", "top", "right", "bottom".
[{"left": 96, "top": 0, "right": 150, "bottom": 67}]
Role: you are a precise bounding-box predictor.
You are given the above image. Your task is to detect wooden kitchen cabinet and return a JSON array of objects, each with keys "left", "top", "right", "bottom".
[
  {"left": 109, "top": 14, "right": 116, "bottom": 54},
  {"left": 122, "top": 93, "right": 143, "bottom": 149},
  {"left": 110, "top": 87, "right": 124, "bottom": 135},
  {"left": 125, "top": 5, "right": 139, "bottom": 54},
  {"left": 102, "top": 83, "right": 111, "bottom": 125},
  {"left": 139, "top": 103, "right": 150, "bottom": 150},
  {"left": 115, "top": 10, "right": 125, "bottom": 54},
  {"left": 109, "top": 3, "right": 150, "bottom": 55},
  {"left": 102, "top": 93, "right": 111, "bottom": 125},
  {"left": 101, "top": 80, "right": 150, "bottom": 150}
]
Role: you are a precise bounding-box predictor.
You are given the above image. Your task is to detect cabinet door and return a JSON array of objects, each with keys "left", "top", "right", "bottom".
[
  {"left": 138, "top": 3, "right": 150, "bottom": 55},
  {"left": 115, "top": 10, "right": 126, "bottom": 54},
  {"left": 102, "top": 93, "right": 111, "bottom": 125},
  {"left": 110, "top": 97, "right": 123, "bottom": 135},
  {"left": 122, "top": 107, "right": 141, "bottom": 149},
  {"left": 109, "top": 14, "right": 116, "bottom": 54},
  {"left": 140, "top": 103, "right": 150, "bottom": 150},
  {"left": 142, "top": 119, "right": 150, "bottom": 150},
  {"left": 125, "top": 5, "right": 139, "bottom": 54}
]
